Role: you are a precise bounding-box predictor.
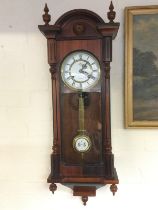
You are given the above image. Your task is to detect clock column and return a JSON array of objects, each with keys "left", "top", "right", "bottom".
[
  {"left": 98, "top": 1, "right": 119, "bottom": 195},
  {"left": 38, "top": 4, "right": 61, "bottom": 193}
]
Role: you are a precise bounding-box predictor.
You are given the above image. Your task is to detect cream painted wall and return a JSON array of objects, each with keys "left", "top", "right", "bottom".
[{"left": 0, "top": 0, "right": 158, "bottom": 209}]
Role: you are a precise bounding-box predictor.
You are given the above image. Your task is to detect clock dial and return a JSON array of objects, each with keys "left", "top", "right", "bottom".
[
  {"left": 61, "top": 51, "right": 100, "bottom": 91},
  {"left": 73, "top": 134, "right": 91, "bottom": 153}
]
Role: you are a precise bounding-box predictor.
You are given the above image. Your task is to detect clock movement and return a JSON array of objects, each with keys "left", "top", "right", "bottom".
[{"left": 38, "top": 1, "right": 120, "bottom": 205}]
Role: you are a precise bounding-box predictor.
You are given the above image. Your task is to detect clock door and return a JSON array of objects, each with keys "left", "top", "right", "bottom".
[
  {"left": 60, "top": 72, "right": 102, "bottom": 165},
  {"left": 57, "top": 40, "right": 104, "bottom": 176}
]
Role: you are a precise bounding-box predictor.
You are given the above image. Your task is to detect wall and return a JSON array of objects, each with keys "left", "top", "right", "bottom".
[{"left": 0, "top": 0, "right": 158, "bottom": 209}]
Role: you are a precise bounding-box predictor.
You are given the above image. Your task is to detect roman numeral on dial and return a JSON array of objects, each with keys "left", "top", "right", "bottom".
[
  {"left": 88, "top": 75, "right": 95, "bottom": 80},
  {"left": 66, "top": 76, "right": 74, "bottom": 80}
]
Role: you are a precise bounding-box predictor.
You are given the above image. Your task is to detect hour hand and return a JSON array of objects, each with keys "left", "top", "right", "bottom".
[
  {"left": 79, "top": 63, "right": 89, "bottom": 75},
  {"left": 79, "top": 62, "right": 87, "bottom": 71},
  {"left": 81, "top": 63, "right": 87, "bottom": 70}
]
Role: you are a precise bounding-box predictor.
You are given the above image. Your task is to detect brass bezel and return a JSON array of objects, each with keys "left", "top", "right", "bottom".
[{"left": 61, "top": 50, "right": 101, "bottom": 91}]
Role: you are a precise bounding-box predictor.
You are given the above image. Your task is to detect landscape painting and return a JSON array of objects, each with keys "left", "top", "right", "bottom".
[{"left": 125, "top": 6, "right": 158, "bottom": 128}]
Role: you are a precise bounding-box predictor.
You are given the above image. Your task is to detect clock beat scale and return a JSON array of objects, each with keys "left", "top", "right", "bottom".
[{"left": 38, "top": 1, "right": 120, "bottom": 205}]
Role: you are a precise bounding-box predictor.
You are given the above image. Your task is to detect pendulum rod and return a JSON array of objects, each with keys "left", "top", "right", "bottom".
[{"left": 78, "top": 92, "right": 85, "bottom": 134}]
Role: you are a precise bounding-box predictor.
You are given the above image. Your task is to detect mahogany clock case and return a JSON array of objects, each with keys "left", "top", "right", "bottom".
[{"left": 38, "top": 1, "right": 120, "bottom": 204}]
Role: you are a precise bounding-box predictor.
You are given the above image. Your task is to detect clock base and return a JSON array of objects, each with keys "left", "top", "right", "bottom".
[
  {"left": 47, "top": 168, "right": 118, "bottom": 205},
  {"left": 73, "top": 186, "right": 96, "bottom": 205}
]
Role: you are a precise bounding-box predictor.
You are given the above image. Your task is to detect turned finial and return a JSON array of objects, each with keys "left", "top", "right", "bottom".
[
  {"left": 49, "top": 183, "right": 57, "bottom": 194},
  {"left": 107, "top": 1, "right": 116, "bottom": 23},
  {"left": 42, "top": 3, "right": 51, "bottom": 25},
  {"left": 82, "top": 196, "right": 88, "bottom": 206}
]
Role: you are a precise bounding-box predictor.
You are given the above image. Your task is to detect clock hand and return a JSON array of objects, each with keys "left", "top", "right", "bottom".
[
  {"left": 79, "top": 62, "right": 88, "bottom": 73},
  {"left": 79, "top": 63, "right": 92, "bottom": 79},
  {"left": 81, "top": 71, "right": 90, "bottom": 76},
  {"left": 81, "top": 71, "right": 96, "bottom": 81},
  {"left": 81, "top": 63, "right": 87, "bottom": 70}
]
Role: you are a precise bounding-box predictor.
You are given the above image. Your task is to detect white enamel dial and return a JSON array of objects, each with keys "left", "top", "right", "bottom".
[
  {"left": 61, "top": 51, "right": 100, "bottom": 91},
  {"left": 73, "top": 135, "right": 91, "bottom": 153}
]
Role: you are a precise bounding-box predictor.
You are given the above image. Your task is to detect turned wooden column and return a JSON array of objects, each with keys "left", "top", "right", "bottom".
[
  {"left": 97, "top": 1, "right": 119, "bottom": 178},
  {"left": 38, "top": 5, "right": 61, "bottom": 188}
]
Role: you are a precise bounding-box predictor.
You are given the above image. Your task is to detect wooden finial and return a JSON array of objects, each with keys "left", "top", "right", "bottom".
[
  {"left": 49, "top": 183, "right": 57, "bottom": 194},
  {"left": 42, "top": 3, "right": 51, "bottom": 25},
  {"left": 82, "top": 196, "right": 88, "bottom": 206},
  {"left": 107, "top": 1, "right": 116, "bottom": 23}
]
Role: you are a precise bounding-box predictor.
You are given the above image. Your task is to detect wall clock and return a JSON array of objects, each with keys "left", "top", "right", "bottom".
[{"left": 39, "top": 1, "right": 119, "bottom": 205}]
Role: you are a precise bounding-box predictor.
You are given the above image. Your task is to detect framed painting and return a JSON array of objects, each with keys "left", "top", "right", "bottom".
[{"left": 125, "top": 5, "right": 158, "bottom": 128}]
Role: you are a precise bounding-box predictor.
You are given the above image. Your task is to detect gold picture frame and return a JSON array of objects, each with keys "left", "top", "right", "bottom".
[{"left": 125, "top": 5, "right": 158, "bottom": 128}]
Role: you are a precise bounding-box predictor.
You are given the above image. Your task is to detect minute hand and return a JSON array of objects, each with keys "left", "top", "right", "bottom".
[
  {"left": 81, "top": 70, "right": 95, "bottom": 80},
  {"left": 81, "top": 70, "right": 90, "bottom": 76}
]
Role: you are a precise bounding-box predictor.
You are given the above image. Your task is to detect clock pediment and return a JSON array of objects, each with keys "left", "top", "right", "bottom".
[
  {"left": 55, "top": 9, "right": 105, "bottom": 40},
  {"left": 55, "top": 9, "right": 105, "bottom": 25}
]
